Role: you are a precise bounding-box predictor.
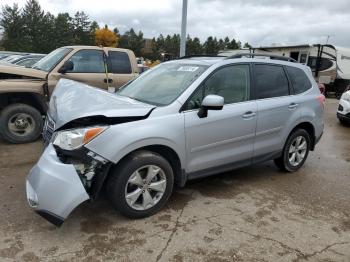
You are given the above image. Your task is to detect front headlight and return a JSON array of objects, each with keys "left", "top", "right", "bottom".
[
  {"left": 341, "top": 91, "right": 350, "bottom": 102},
  {"left": 53, "top": 126, "right": 108, "bottom": 150}
]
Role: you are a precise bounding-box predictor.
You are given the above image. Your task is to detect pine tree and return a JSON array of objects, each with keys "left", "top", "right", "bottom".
[
  {"left": 73, "top": 11, "right": 92, "bottom": 45},
  {"left": 53, "top": 13, "right": 74, "bottom": 48},
  {"left": 22, "top": 0, "right": 46, "bottom": 52},
  {"left": 0, "top": 4, "right": 25, "bottom": 51}
]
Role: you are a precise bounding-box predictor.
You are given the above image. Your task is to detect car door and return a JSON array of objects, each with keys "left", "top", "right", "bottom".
[
  {"left": 107, "top": 50, "right": 138, "bottom": 90},
  {"left": 183, "top": 64, "right": 257, "bottom": 176},
  {"left": 57, "top": 49, "right": 108, "bottom": 89},
  {"left": 253, "top": 63, "right": 298, "bottom": 161}
]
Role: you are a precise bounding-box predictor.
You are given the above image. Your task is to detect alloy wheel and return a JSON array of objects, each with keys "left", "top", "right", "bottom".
[
  {"left": 288, "top": 136, "right": 307, "bottom": 166},
  {"left": 125, "top": 165, "right": 167, "bottom": 211}
]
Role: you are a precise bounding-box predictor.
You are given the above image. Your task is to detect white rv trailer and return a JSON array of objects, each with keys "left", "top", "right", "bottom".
[{"left": 219, "top": 44, "right": 350, "bottom": 97}]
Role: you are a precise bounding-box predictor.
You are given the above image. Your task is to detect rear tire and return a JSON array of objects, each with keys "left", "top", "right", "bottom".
[
  {"left": 0, "top": 103, "right": 43, "bottom": 144},
  {"left": 274, "top": 129, "right": 311, "bottom": 172},
  {"left": 106, "top": 150, "right": 174, "bottom": 219}
]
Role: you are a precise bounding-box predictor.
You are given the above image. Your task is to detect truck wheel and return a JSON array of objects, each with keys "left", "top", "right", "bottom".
[
  {"left": 107, "top": 150, "right": 174, "bottom": 219},
  {"left": 274, "top": 129, "right": 311, "bottom": 172},
  {"left": 0, "top": 103, "right": 43, "bottom": 144}
]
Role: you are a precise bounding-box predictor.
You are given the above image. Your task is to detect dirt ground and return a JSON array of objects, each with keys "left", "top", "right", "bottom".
[{"left": 0, "top": 99, "right": 349, "bottom": 262}]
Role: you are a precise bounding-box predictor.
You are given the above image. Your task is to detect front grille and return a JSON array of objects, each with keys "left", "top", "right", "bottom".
[
  {"left": 43, "top": 114, "right": 55, "bottom": 144},
  {"left": 338, "top": 104, "right": 344, "bottom": 111}
]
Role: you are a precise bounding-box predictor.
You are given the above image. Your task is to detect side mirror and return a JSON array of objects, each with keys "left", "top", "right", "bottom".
[
  {"left": 58, "top": 60, "right": 74, "bottom": 74},
  {"left": 198, "top": 95, "right": 224, "bottom": 118}
]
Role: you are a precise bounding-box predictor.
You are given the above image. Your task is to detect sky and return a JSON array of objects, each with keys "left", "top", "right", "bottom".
[{"left": 1, "top": 0, "right": 350, "bottom": 47}]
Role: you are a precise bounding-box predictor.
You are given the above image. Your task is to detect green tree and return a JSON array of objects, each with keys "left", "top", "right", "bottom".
[
  {"left": 21, "top": 0, "right": 47, "bottom": 52},
  {"left": 119, "top": 28, "right": 144, "bottom": 57},
  {"left": 0, "top": 4, "right": 25, "bottom": 51},
  {"left": 203, "top": 36, "right": 219, "bottom": 55},
  {"left": 73, "top": 11, "right": 92, "bottom": 44},
  {"left": 53, "top": 13, "right": 74, "bottom": 48},
  {"left": 227, "top": 38, "right": 240, "bottom": 49},
  {"left": 243, "top": 42, "right": 252, "bottom": 48},
  {"left": 186, "top": 36, "right": 202, "bottom": 55}
]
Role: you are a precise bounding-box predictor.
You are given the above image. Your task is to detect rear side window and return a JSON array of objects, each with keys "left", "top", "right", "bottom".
[
  {"left": 108, "top": 51, "right": 132, "bottom": 74},
  {"left": 286, "top": 66, "right": 312, "bottom": 94},
  {"left": 254, "top": 64, "right": 289, "bottom": 99}
]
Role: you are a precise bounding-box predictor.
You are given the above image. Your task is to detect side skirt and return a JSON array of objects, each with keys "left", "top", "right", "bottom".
[{"left": 185, "top": 150, "right": 282, "bottom": 183}]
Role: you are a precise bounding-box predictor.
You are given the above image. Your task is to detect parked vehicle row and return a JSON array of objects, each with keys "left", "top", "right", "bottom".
[
  {"left": 0, "top": 46, "right": 138, "bottom": 144},
  {"left": 0, "top": 52, "right": 46, "bottom": 68},
  {"left": 26, "top": 55, "right": 325, "bottom": 226}
]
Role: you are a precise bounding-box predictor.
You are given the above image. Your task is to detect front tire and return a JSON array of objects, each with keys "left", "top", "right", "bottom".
[
  {"left": 274, "top": 129, "right": 311, "bottom": 172},
  {"left": 107, "top": 150, "right": 174, "bottom": 219},
  {"left": 0, "top": 103, "right": 43, "bottom": 144}
]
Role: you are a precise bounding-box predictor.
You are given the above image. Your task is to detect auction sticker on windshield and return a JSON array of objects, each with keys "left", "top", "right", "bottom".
[{"left": 177, "top": 66, "right": 199, "bottom": 72}]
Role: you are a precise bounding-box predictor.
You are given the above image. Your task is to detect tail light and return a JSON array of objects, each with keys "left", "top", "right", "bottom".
[{"left": 317, "top": 94, "right": 326, "bottom": 109}]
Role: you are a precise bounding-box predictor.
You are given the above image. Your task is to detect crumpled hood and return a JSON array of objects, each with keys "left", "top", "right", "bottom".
[
  {"left": 49, "top": 79, "right": 155, "bottom": 129},
  {"left": 0, "top": 64, "right": 47, "bottom": 79}
]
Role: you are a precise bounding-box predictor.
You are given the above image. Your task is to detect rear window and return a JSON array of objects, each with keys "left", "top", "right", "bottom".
[
  {"left": 254, "top": 64, "right": 289, "bottom": 99},
  {"left": 108, "top": 51, "right": 132, "bottom": 74},
  {"left": 286, "top": 66, "right": 311, "bottom": 94}
]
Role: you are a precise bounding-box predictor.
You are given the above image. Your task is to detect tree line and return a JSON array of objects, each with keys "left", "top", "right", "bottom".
[{"left": 0, "top": 0, "right": 251, "bottom": 59}]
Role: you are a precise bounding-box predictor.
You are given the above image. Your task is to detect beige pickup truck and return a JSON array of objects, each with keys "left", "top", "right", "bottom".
[{"left": 0, "top": 46, "right": 139, "bottom": 143}]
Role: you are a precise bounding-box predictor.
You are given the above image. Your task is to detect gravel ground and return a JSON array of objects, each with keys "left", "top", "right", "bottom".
[{"left": 0, "top": 98, "right": 349, "bottom": 262}]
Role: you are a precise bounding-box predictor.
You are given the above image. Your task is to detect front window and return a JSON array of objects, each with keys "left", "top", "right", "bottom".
[
  {"left": 117, "top": 63, "right": 208, "bottom": 106},
  {"left": 32, "top": 48, "right": 72, "bottom": 72},
  {"left": 66, "top": 50, "right": 105, "bottom": 73}
]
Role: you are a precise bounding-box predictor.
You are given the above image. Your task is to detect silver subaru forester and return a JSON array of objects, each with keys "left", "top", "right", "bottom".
[{"left": 26, "top": 56, "right": 325, "bottom": 226}]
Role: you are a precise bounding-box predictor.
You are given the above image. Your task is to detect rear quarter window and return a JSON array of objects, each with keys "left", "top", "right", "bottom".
[
  {"left": 286, "top": 66, "right": 312, "bottom": 94},
  {"left": 108, "top": 51, "right": 132, "bottom": 74},
  {"left": 254, "top": 64, "right": 289, "bottom": 99}
]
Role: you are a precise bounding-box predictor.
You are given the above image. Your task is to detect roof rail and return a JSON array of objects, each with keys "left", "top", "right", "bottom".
[
  {"left": 178, "top": 54, "right": 226, "bottom": 59},
  {"left": 225, "top": 53, "right": 297, "bottom": 62}
]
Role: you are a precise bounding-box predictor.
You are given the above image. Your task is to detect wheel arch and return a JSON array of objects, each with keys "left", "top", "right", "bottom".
[
  {"left": 289, "top": 122, "right": 316, "bottom": 150},
  {"left": 0, "top": 92, "right": 47, "bottom": 114},
  {"left": 94, "top": 144, "right": 187, "bottom": 197},
  {"left": 100, "top": 144, "right": 185, "bottom": 192}
]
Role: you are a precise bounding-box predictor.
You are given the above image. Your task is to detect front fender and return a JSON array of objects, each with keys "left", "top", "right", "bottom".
[{"left": 85, "top": 114, "right": 186, "bottom": 168}]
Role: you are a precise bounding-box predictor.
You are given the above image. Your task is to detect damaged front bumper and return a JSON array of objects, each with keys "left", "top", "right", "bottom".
[{"left": 26, "top": 144, "right": 90, "bottom": 226}]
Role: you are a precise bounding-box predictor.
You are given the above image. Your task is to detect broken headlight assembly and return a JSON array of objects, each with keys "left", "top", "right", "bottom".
[
  {"left": 52, "top": 126, "right": 110, "bottom": 193},
  {"left": 53, "top": 126, "right": 108, "bottom": 150}
]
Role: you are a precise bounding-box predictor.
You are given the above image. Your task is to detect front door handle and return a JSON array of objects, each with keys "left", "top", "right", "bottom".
[
  {"left": 104, "top": 78, "right": 113, "bottom": 84},
  {"left": 242, "top": 111, "right": 256, "bottom": 119},
  {"left": 288, "top": 103, "right": 298, "bottom": 110}
]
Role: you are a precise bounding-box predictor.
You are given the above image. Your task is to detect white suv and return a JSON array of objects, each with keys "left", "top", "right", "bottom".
[{"left": 337, "top": 89, "right": 350, "bottom": 125}]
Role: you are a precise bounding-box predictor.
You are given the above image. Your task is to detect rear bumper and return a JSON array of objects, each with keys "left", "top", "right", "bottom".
[{"left": 26, "top": 144, "right": 89, "bottom": 226}]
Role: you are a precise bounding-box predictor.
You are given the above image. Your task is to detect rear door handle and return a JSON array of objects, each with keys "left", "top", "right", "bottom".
[
  {"left": 104, "top": 78, "right": 113, "bottom": 83},
  {"left": 242, "top": 111, "right": 256, "bottom": 119},
  {"left": 288, "top": 103, "right": 298, "bottom": 110}
]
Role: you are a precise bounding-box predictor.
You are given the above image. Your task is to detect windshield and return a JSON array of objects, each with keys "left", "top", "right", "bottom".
[
  {"left": 117, "top": 63, "right": 208, "bottom": 106},
  {"left": 32, "top": 48, "right": 72, "bottom": 72}
]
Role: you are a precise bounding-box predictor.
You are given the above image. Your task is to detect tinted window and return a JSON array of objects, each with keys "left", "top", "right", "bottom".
[
  {"left": 187, "top": 65, "right": 250, "bottom": 109},
  {"left": 254, "top": 65, "right": 289, "bottom": 99},
  {"left": 286, "top": 66, "right": 311, "bottom": 94},
  {"left": 108, "top": 51, "right": 132, "bottom": 74},
  {"left": 67, "top": 50, "right": 105, "bottom": 73},
  {"left": 205, "top": 65, "right": 250, "bottom": 103}
]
